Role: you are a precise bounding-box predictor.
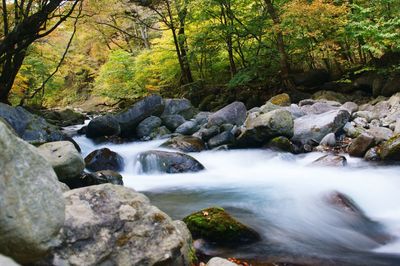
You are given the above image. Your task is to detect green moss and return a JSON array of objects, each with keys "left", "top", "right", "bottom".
[{"left": 183, "top": 207, "right": 260, "bottom": 246}]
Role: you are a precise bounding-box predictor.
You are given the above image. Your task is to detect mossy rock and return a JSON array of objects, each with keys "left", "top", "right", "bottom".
[
  {"left": 161, "top": 135, "right": 206, "bottom": 152},
  {"left": 380, "top": 135, "right": 400, "bottom": 160},
  {"left": 268, "top": 93, "right": 291, "bottom": 106},
  {"left": 265, "top": 136, "right": 294, "bottom": 152},
  {"left": 183, "top": 207, "right": 260, "bottom": 247}
]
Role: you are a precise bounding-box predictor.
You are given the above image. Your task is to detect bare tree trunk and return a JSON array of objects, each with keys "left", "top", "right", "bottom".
[{"left": 264, "top": 0, "right": 294, "bottom": 88}]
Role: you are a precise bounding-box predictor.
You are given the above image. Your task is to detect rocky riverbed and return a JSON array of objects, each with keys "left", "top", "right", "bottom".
[{"left": 2, "top": 92, "right": 400, "bottom": 265}]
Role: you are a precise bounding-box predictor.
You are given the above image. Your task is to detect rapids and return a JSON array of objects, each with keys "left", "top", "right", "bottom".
[{"left": 73, "top": 132, "right": 400, "bottom": 265}]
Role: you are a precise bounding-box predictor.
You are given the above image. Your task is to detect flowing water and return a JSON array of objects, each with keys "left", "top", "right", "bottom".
[{"left": 73, "top": 130, "right": 400, "bottom": 265}]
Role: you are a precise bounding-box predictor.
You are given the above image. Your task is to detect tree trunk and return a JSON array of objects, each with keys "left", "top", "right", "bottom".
[{"left": 264, "top": 0, "right": 294, "bottom": 88}]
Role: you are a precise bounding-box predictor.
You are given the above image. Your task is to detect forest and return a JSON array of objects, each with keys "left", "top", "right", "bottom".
[{"left": 1, "top": 0, "right": 399, "bottom": 109}]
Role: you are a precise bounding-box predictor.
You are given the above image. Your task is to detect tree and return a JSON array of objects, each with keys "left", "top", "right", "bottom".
[
  {"left": 130, "top": 0, "right": 194, "bottom": 86},
  {"left": 0, "top": 0, "right": 81, "bottom": 104}
]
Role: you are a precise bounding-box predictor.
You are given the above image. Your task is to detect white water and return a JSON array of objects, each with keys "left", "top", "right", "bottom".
[{"left": 74, "top": 133, "right": 400, "bottom": 265}]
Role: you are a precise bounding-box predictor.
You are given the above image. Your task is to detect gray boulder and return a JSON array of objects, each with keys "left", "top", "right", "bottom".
[
  {"left": 40, "top": 184, "right": 194, "bottom": 266},
  {"left": 115, "top": 95, "right": 164, "bottom": 137},
  {"left": 208, "top": 131, "right": 235, "bottom": 149},
  {"left": 37, "top": 141, "right": 85, "bottom": 182},
  {"left": 237, "top": 109, "right": 294, "bottom": 147},
  {"left": 207, "top": 257, "right": 237, "bottom": 266},
  {"left": 380, "top": 135, "right": 400, "bottom": 161},
  {"left": 86, "top": 115, "right": 120, "bottom": 139},
  {"left": 366, "top": 127, "right": 393, "bottom": 144},
  {"left": 137, "top": 150, "right": 205, "bottom": 174},
  {"left": 208, "top": 101, "right": 247, "bottom": 127},
  {"left": 0, "top": 121, "right": 65, "bottom": 263},
  {"left": 162, "top": 98, "right": 196, "bottom": 119},
  {"left": 136, "top": 116, "right": 162, "bottom": 139},
  {"left": 319, "top": 133, "right": 336, "bottom": 147},
  {"left": 162, "top": 114, "right": 186, "bottom": 131},
  {"left": 0, "top": 103, "right": 69, "bottom": 145},
  {"left": 292, "top": 110, "right": 350, "bottom": 145},
  {"left": 175, "top": 120, "right": 200, "bottom": 135},
  {"left": 193, "top": 125, "right": 220, "bottom": 141}
]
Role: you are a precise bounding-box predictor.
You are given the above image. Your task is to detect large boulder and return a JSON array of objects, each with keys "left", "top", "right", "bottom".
[
  {"left": 183, "top": 207, "right": 260, "bottom": 247},
  {"left": 0, "top": 103, "right": 69, "bottom": 145},
  {"left": 292, "top": 110, "right": 350, "bottom": 145},
  {"left": 162, "top": 98, "right": 196, "bottom": 119},
  {"left": 115, "top": 95, "right": 165, "bottom": 137},
  {"left": 40, "top": 184, "right": 194, "bottom": 266},
  {"left": 136, "top": 116, "right": 162, "bottom": 139},
  {"left": 84, "top": 148, "right": 124, "bottom": 172},
  {"left": 0, "top": 121, "right": 65, "bottom": 263},
  {"left": 41, "top": 108, "right": 86, "bottom": 127},
  {"left": 161, "top": 136, "right": 206, "bottom": 152},
  {"left": 162, "top": 114, "right": 187, "bottom": 131},
  {"left": 86, "top": 115, "right": 120, "bottom": 139},
  {"left": 237, "top": 109, "right": 294, "bottom": 147},
  {"left": 175, "top": 120, "right": 200, "bottom": 135},
  {"left": 208, "top": 131, "right": 235, "bottom": 149},
  {"left": 348, "top": 133, "right": 375, "bottom": 157},
  {"left": 380, "top": 135, "right": 400, "bottom": 161},
  {"left": 137, "top": 150, "right": 205, "bottom": 174},
  {"left": 208, "top": 101, "right": 247, "bottom": 127},
  {"left": 37, "top": 141, "right": 85, "bottom": 182}
]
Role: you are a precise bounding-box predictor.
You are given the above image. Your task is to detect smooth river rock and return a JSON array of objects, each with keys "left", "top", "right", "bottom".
[
  {"left": 40, "top": 184, "right": 194, "bottom": 266},
  {"left": 84, "top": 148, "right": 124, "bottom": 172},
  {"left": 161, "top": 135, "right": 206, "bottom": 152},
  {"left": 0, "top": 121, "right": 65, "bottom": 264},
  {"left": 208, "top": 101, "right": 247, "bottom": 127},
  {"left": 86, "top": 115, "right": 121, "bottom": 139},
  {"left": 138, "top": 150, "right": 205, "bottom": 174}
]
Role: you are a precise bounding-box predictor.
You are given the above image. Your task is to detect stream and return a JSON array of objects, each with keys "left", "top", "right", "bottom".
[{"left": 73, "top": 131, "right": 400, "bottom": 265}]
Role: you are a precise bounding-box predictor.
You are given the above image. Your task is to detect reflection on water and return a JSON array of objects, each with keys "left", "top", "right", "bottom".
[{"left": 73, "top": 134, "right": 400, "bottom": 265}]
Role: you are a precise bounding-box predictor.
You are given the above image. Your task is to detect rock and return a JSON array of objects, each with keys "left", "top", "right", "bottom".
[
  {"left": 37, "top": 141, "right": 85, "bottom": 182},
  {"left": 150, "top": 125, "right": 171, "bottom": 139},
  {"left": 162, "top": 98, "right": 196, "bottom": 119},
  {"left": 364, "top": 147, "right": 381, "bottom": 161},
  {"left": 84, "top": 148, "right": 124, "bottom": 172},
  {"left": 312, "top": 90, "right": 350, "bottom": 104},
  {"left": 137, "top": 150, "right": 205, "bottom": 174},
  {"left": 319, "top": 133, "right": 336, "bottom": 147},
  {"left": 0, "top": 103, "right": 70, "bottom": 145},
  {"left": 162, "top": 114, "right": 186, "bottom": 131},
  {"left": 311, "top": 154, "right": 347, "bottom": 167},
  {"left": 324, "top": 191, "right": 392, "bottom": 244},
  {"left": 292, "top": 110, "right": 350, "bottom": 145},
  {"left": 268, "top": 93, "right": 291, "bottom": 106},
  {"left": 115, "top": 95, "right": 164, "bottom": 137},
  {"left": 341, "top": 102, "right": 358, "bottom": 114},
  {"left": 183, "top": 207, "right": 260, "bottom": 247},
  {"left": 161, "top": 136, "right": 206, "bottom": 152},
  {"left": 176, "top": 120, "right": 200, "bottom": 135},
  {"left": 301, "top": 101, "right": 339, "bottom": 115},
  {"left": 259, "top": 102, "right": 280, "bottom": 114},
  {"left": 284, "top": 104, "right": 306, "bottom": 119},
  {"left": 193, "top": 125, "right": 220, "bottom": 141},
  {"left": 207, "top": 257, "right": 238, "bottom": 266},
  {"left": 352, "top": 111, "right": 376, "bottom": 122},
  {"left": 264, "top": 136, "right": 294, "bottom": 152},
  {"left": 40, "top": 184, "right": 194, "bottom": 266},
  {"left": 194, "top": 112, "right": 212, "bottom": 126},
  {"left": 292, "top": 69, "right": 330, "bottom": 87},
  {"left": 208, "top": 101, "right": 247, "bottom": 127},
  {"left": 0, "top": 121, "right": 65, "bottom": 263},
  {"left": 136, "top": 116, "right": 162, "bottom": 139},
  {"left": 42, "top": 108, "right": 86, "bottom": 127},
  {"left": 237, "top": 109, "right": 294, "bottom": 147},
  {"left": 380, "top": 135, "right": 400, "bottom": 161},
  {"left": 366, "top": 127, "right": 394, "bottom": 144},
  {"left": 64, "top": 170, "right": 124, "bottom": 189},
  {"left": 208, "top": 131, "right": 235, "bottom": 149},
  {"left": 0, "top": 255, "right": 20, "bottom": 266},
  {"left": 86, "top": 115, "right": 120, "bottom": 139},
  {"left": 343, "top": 122, "right": 365, "bottom": 138},
  {"left": 353, "top": 117, "right": 368, "bottom": 128},
  {"left": 348, "top": 133, "right": 375, "bottom": 157}
]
